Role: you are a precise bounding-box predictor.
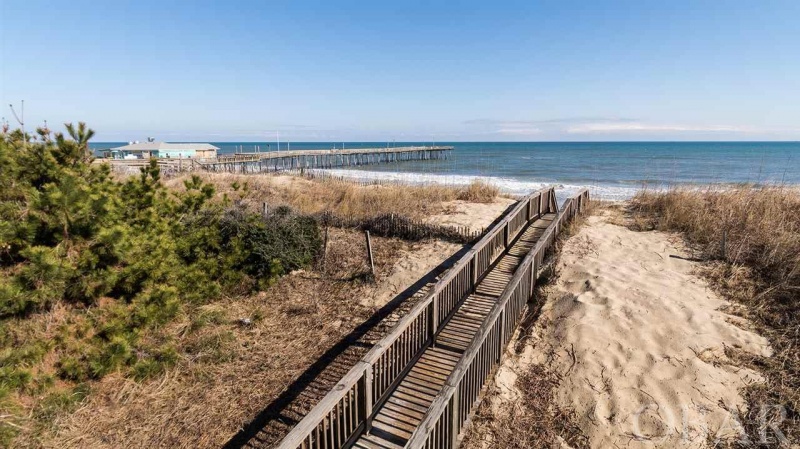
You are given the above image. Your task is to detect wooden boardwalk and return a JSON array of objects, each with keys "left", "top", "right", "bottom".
[
  {"left": 276, "top": 188, "right": 589, "bottom": 449},
  {"left": 354, "top": 214, "right": 554, "bottom": 448}
]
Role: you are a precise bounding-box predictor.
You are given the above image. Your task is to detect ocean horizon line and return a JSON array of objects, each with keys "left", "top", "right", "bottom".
[{"left": 91, "top": 140, "right": 800, "bottom": 144}]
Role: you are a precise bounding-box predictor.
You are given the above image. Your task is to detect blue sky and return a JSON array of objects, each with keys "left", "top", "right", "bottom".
[{"left": 2, "top": 0, "right": 799, "bottom": 141}]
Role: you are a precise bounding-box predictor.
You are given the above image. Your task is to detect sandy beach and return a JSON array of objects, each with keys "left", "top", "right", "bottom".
[{"left": 473, "top": 207, "right": 775, "bottom": 448}]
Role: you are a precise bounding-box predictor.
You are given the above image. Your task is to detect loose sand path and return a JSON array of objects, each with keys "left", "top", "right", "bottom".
[{"left": 492, "top": 209, "right": 771, "bottom": 448}]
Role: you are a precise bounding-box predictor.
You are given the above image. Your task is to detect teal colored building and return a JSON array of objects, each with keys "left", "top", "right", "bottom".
[{"left": 104, "top": 142, "right": 219, "bottom": 159}]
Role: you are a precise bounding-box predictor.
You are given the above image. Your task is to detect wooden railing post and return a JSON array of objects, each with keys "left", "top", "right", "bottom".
[
  {"left": 498, "top": 310, "right": 506, "bottom": 358},
  {"left": 365, "top": 366, "right": 374, "bottom": 433},
  {"left": 539, "top": 191, "right": 545, "bottom": 216},
  {"left": 527, "top": 197, "right": 532, "bottom": 220},
  {"left": 430, "top": 295, "right": 439, "bottom": 343},
  {"left": 471, "top": 255, "right": 478, "bottom": 290},
  {"left": 450, "top": 390, "right": 460, "bottom": 449},
  {"left": 529, "top": 258, "right": 537, "bottom": 296}
]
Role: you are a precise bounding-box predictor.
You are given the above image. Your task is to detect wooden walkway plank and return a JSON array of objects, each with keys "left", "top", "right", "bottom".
[
  {"left": 353, "top": 213, "right": 556, "bottom": 447},
  {"left": 274, "top": 188, "right": 584, "bottom": 449}
]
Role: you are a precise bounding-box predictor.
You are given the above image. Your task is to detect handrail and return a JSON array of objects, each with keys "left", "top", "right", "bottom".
[
  {"left": 404, "top": 188, "right": 589, "bottom": 449},
  {"left": 276, "top": 186, "right": 559, "bottom": 449}
]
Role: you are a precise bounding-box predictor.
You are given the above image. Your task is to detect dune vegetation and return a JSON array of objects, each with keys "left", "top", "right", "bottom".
[
  {"left": 0, "top": 125, "right": 322, "bottom": 446},
  {"left": 630, "top": 187, "right": 800, "bottom": 445},
  {"left": 165, "top": 173, "right": 501, "bottom": 220}
]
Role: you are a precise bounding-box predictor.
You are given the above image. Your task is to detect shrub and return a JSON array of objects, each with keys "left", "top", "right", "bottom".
[
  {"left": 56, "top": 357, "right": 88, "bottom": 382},
  {"left": 0, "top": 123, "right": 323, "bottom": 423},
  {"left": 34, "top": 383, "right": 91, "bottom": 423},
  {"left": 132, "top": 345, "right": 179, "bottom": 380},
  {"left": 86, "top": 336, "right": 135, "bottom": 379}
]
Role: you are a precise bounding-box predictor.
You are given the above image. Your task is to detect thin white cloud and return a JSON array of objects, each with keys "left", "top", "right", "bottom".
[
  {"left": 463, "top": 117, "right": 636, "bottom": 126},
  {"left": 567, "top": 122, "right": 752, "bottom": 134},
  {"left": 463, "top": 117, "right": 778, "bottom": 137},
  {"left": 462, "top": 119, "right": 543, "bottom": 136},
  {"left": 494, "top": 127, "right": 542, "bottom": 135}
]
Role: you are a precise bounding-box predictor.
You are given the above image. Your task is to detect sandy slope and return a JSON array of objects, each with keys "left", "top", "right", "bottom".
[
  {"left": 494, "top": 209, "right": 771, "bottom": 448},
  {"left": 428, "top": 198, "right": 517, "bottom": 233},
  {"left": 367, "top": 240, "right": 462, "bottom": 307},
  {"left": 367, "top": 197, "right": 516, "bottom": 307}
]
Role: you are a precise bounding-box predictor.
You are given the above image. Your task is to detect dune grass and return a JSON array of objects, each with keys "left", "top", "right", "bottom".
[
  {"left": 455, "top": 179, "right": 501, "bottom": 203},
  {"left": 629, "top": 186, "right": 799, "bottom": 445},
  {"left": 166, "top": 174, "right": 502, "bottom": 220}
]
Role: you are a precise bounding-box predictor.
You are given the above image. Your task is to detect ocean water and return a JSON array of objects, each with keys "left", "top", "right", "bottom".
[{"left": 91, "top": 142, "right": 800, "bottom": 200}]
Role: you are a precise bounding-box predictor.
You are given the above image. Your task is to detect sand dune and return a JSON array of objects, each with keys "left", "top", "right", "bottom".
[
  {"left": 427, "top": 198, "right": 517, "bottom": 233},
  {"left": 492, "top": 209, "right": 771, "bottom": 448},
  {"left": 367, "top": 239, "right": 462, "bottom": 308}
]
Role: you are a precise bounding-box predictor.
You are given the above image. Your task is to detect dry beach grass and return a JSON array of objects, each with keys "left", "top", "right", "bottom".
[
  {"left": 165, "top": 173, "right": 502, "bottom": 220},
  {"left": 19, "top": 229, "right": 454, "bottom": 448},
  {"left": 629, "top": 187, "right": 800, "bottom": 446}
]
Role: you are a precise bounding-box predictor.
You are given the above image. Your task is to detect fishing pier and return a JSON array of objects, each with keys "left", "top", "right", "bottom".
[{"left": 198, "top": 146, "right": 453, "bottom": 173}]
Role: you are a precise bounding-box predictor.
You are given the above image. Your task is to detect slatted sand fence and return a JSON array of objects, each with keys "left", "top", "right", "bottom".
[
  {"left": 276, "top": 187, "right": 560, "bottom": 449},
  {"left": 404, "top": 188, "right": 590, "bottom": 449}
]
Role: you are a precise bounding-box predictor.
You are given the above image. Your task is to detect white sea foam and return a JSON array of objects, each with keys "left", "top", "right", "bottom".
[{"left": 317, "top": 168, "right": 646, "bottom": 201}]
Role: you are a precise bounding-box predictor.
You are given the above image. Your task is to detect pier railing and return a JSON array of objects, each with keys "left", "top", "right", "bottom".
[
  {"left": 97, "top": 146, "right": 453, "bottom": 176},
  {"left": 404, "top": 188, "right": 589, "bottom": 449},
  {"left": 276, "top": 187, "right": 559, "bottom": 449},
  {"left": 197, "top": 146, "right": 452, "bottom": 173}
]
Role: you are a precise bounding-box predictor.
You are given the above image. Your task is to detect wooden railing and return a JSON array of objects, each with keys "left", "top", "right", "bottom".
[
  {"left": 404, "top": 188, "right": 589, "bottom": 449},
  {"left": 276, "top": 187, "right": 559, "bottom": 449},
  {"left": 212, "top": 154, "right": 262, "bottom": 163}
]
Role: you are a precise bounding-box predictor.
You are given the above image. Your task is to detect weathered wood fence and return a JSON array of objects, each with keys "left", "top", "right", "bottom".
[
  {"left": 318, "top": 212, "right": 483, "bottom": 244},
  {"left": 276, "top": 187, "right": 563, "bottom": 449},
  {"left": 283, "top": 169, "right": 429, "bottom": 188},
  {"left": 404, "top": 188, "right": 590, "bottom": 449}
]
